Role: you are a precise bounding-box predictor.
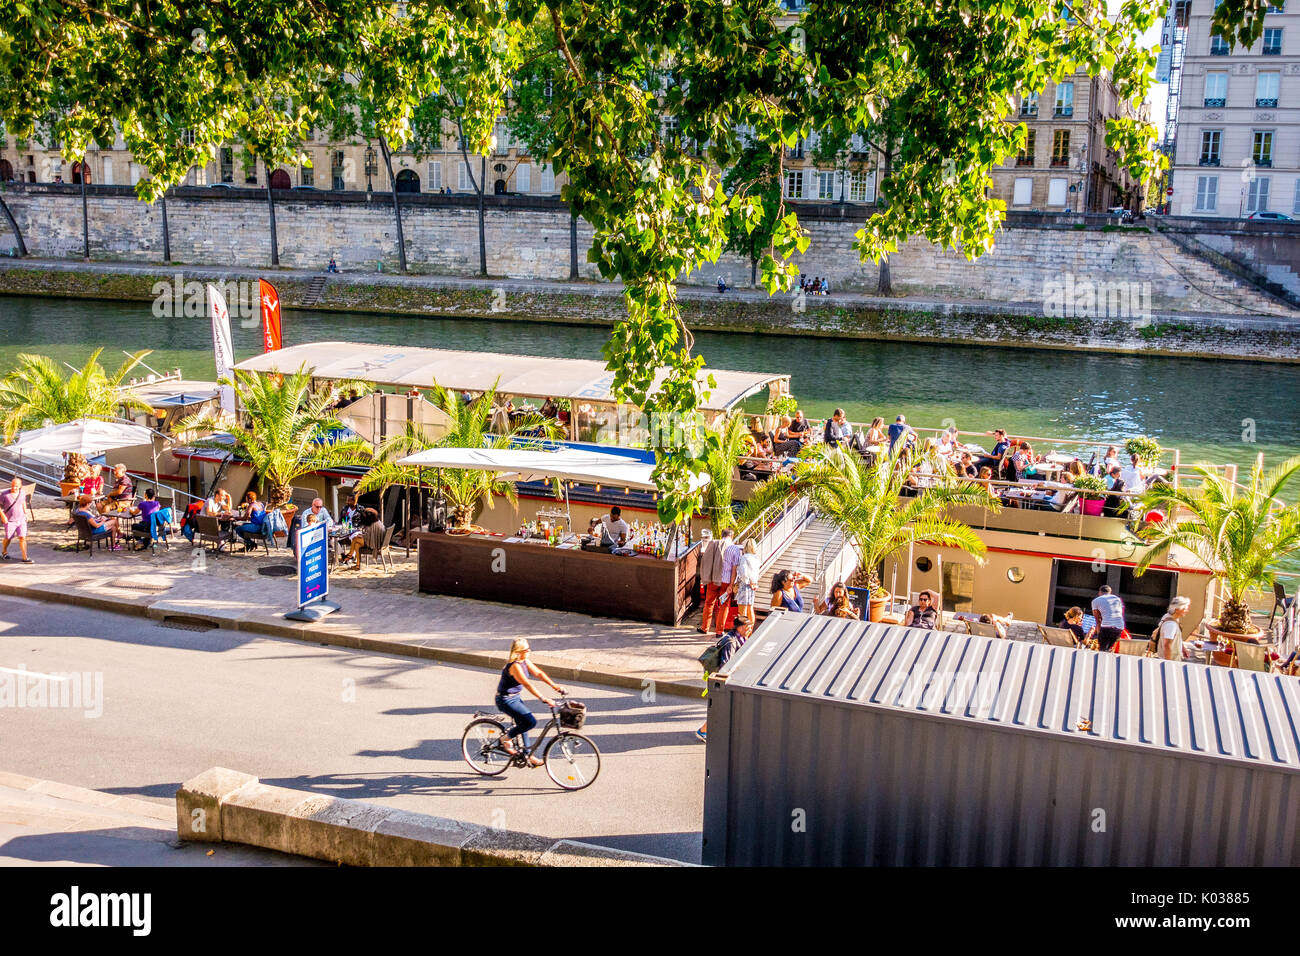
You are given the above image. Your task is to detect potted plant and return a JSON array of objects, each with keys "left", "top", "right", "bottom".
[
  {"left": 1125, "top": 435, "right": 1162, "bottom": 468},
  {"left": 1135, "top": 455, "right": 1300, "bottom": 641},
  {"left": 1072, "top": 473, "right": 1108, "bottom": 516},
  {"left": 765, "top": 393, "right": 798, "bottom": 433},
  {"left": 794, "top": 444, "right": 1000, "bottom": 620}
]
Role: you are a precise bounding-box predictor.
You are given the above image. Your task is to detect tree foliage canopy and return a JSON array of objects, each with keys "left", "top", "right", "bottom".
[{"left": 2, "top": 0, "right": 1267, "bottom": 521}]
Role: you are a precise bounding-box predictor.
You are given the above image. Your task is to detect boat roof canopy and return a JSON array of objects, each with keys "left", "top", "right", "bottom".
[
  {"left": 396, "top": 446, "right": 709, "bottom": 493},
  {"left": 232, "top": 342, "right": 787, "bottom": 413}
]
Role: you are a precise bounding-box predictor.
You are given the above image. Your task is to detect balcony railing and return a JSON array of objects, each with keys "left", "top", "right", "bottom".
[
  {"left": 1262, "top": 45, "right": 1282, "bottom": 55},
  {"left": 1256, "top": 98, "right": 1278, "bottom": 107},
  {"left": 1254, "top": 158, "right": 1273, "bottom": 167},
  {"left": 1049, "top": 159, "right": 1069, "bottom": 167},
  {"left": 1019, "top": 107, "right": 1038, "bottom": 118},
  {"left": 1054, "top": 106, "right": 1073, "bottom": 117},
  {"left": 1203, "top": 97, "right": 1226, "bottom": 107},
  {"left": 1016, "top": 156, "right": 1035, "bottom": 167},
  {"left": 1199, "top": 157, "right": 1221, "bottom": 166}
]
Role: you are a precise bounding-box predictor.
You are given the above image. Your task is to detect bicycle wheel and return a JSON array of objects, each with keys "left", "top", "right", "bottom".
[
  {"left": 462, "top": 718, "right": 513, "bottom": 776},
  {"left": 543, "top": 732, "right": 601, "bottom": 790}
]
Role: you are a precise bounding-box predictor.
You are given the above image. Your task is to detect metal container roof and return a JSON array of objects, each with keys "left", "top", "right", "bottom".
[
  {"left": 232, "top": 341, "right": 787, "bottom": 413},
  {"left": 724, "top": 611, "right": 1300, "bottom": 773}
]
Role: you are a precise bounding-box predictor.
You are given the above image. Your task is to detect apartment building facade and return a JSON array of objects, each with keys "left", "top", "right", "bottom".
[
  {"left": 1169, "top": 0, "right": 1299, "bottom": 218},
  {"left": 989, "top": 69, "right": 1150, "bottom": 214}
]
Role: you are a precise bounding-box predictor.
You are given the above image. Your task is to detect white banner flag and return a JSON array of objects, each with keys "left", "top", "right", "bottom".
[{"left": 207, "top": 283, "right": 236, "bottom": 415}]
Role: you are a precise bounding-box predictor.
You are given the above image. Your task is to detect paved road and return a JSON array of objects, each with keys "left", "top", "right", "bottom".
[{"left": 0, "top": 595, "right": 707, "bottom": 863}]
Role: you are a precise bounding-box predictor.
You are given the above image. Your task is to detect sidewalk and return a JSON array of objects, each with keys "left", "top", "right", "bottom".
[
  {"left": 0, "top": 772, "right": 316, "bottom": 866},
  {"left": 0, "top": 499, "right": 710, "bottom": 697}
]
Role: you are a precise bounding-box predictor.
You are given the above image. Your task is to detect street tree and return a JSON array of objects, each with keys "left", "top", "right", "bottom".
[{"left": 2, "top": 0, "right": 1269, "bottom": 522}]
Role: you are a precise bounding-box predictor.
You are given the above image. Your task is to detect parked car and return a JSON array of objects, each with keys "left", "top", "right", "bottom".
[
  {"left": 1246, "top": 211, "right": 1295, "bottom": 222},
  {"left": 291, "top": 184, "right": 318, "bottom": 191},
  {"left": 208, "top": 182, "right": 239, "bottom": 189},
  {"left": 1107, "top": 206, "right": 1134, "bottom": 224}
]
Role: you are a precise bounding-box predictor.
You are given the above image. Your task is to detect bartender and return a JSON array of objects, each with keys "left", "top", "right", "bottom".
[{"left": 599, "top": 506, "right": 630, "bottom": 547}]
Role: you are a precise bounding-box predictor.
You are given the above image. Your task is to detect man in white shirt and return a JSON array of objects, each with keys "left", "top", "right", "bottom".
[
  {"left": 600, "top": 506, "right": 630, "bottom": 546},
  {"left": 1090, "top": 585, "right": 1126, "bottom": 652},
  {"left": 1156, "top": 596, "right": 1191, "bottom": 661},
  {"left": 1119, "top": 454, "right": 1147, "bottom": 495}
]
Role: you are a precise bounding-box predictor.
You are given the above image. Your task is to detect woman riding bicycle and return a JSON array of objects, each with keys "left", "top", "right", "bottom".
[{"left": 497, "top": 639, "right": 566, "bottom": 767}]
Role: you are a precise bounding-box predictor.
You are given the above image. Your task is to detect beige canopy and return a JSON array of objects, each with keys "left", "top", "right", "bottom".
[{"left": 232, "top": 341, "right": 787, "bottom": 413}]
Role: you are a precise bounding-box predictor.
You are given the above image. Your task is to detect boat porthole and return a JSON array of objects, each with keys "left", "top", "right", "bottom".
[
  {"left": 1007, "top": 567, "right": 1025, "bottom": 584},
  {"left": 915, "top": 556, "right": 932, "bottom": 573}
]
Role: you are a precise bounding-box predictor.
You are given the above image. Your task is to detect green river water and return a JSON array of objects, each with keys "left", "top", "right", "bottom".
[{"left": 1, "top": 293, "right": 1297, "bottom": 483}]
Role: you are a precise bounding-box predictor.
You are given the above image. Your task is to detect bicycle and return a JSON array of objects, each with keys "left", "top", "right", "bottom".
[{"left": 461, "top": 695, "right": 601, "bottom": 791}]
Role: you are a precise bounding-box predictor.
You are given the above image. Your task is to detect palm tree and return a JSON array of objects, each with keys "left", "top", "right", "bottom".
[
  {"left": 794, "top": 446, "right": 1000, "bottom": 592},
  {"left": 0, "top": 348, "right": 152, "bottom": 482},
  {"left": 354, "top": 383, "right": 561, "bottom": 529},
  {"left": 178, "top": 367, "right": 372, "bottom": 507},
  {"left": 701, "top": 413, "right": 756, "bottom": 534},
  {"left": 1135, "top": 456, "right": 1300, "bottom": 635}
]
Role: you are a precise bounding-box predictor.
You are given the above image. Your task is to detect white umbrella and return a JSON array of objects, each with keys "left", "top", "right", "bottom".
[{"left": 8, "top": 418, "right": 164, "bottom": 495}]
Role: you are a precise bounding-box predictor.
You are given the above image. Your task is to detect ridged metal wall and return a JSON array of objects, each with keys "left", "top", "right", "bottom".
[{"left": 702, "top": 612, "right": 1300, "bottom": 866}]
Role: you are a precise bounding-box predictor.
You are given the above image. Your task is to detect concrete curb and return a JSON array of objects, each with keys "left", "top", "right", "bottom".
[
  {"left": 0, "top": 770, "right": 174, "bottom": 824},
  {"left": 0, "top": 578, "right": 706, "bottom": 699},
  {"left": 176, "top": 767, "right": 694, "bottom": 867}
]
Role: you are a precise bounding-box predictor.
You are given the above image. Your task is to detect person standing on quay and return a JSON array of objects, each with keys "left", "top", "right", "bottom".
[{"left": 0, "top": 477, "right": 32, "bottom": 563}]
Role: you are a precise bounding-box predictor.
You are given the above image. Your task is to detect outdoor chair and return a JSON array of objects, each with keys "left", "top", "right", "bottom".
[
  {"left": 359, "top": 525, "right": 396, "bottom": 572},
  {"left": 1038, "top": 625, "right": 1079, "bottom": 648},
  {"left": 1268, "top": 581, "right": 1291, "bottom": 632},
  {"left": 195, "top": 514, "right": 233, "bottom": 555},
  {"left": 72, "top": 513, "right": 113, "bottom": 556},
  {"left": 1234, "top": 641, "right": 1271, "bottom": 672},
  {"left": 1115, "top": 638, "right": 1150, "bottom": 657},
  {"left": 130, "top": 509, "right": 173, "bottom": 555},
  {"left": 967, "top": 621, "right": 1002, "bottom": 639}
]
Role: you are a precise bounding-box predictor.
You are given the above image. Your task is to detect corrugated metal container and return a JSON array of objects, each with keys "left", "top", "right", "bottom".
[{"left": 702, "top": 611, "right": 1300, "bottom": 866}]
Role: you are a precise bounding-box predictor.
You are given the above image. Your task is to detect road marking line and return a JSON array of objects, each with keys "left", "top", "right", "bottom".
[{"left": 0, "top": 666, "right": 70, "bottom": 681}]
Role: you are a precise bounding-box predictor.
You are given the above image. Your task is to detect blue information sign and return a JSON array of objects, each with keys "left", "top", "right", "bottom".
[{"left": 297, "top": 520, "right": 329, "bottom": 608}]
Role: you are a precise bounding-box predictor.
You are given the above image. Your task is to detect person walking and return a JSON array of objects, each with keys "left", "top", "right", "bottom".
[
  {"left": 715, "top": 529, "right": 745, "bottom": 635},
  {"left": 1154, "top": 596, "right": 1191, "bottom": 661},
  {"left": 698, "top": 528, "right": 732, "bottom": 634},
  {"left": 0, "top": 477, "right": 32, "bottom": 563},
  {"left": 732, "top": 539, "right": 760, "bottom": 627},
  {"left": 1090, "top": 585, "right": 1126, "bottom": 652},
  {"left": 496, "top": 639, "right": 566, "bottom": 766},
  {"left": 695, "top": 617, "right": 754, "bottom": 742}
]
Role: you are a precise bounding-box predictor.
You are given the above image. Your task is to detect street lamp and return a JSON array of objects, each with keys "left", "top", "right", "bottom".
[{"left": 364, "top": 146, "right": 377, "bottom": 198}]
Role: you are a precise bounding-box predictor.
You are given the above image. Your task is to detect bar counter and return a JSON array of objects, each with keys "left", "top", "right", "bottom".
[{"left": 413, "top": 531, "right": 700, "bottom": 625}]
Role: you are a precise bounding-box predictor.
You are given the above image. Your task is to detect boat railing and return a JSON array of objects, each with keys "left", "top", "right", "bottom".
[
  {"left": 736, "top": 492, "right": 811, "bottom": 570},
  {"left": 813, "top": 524, "right": 856, "bottom": 590}
]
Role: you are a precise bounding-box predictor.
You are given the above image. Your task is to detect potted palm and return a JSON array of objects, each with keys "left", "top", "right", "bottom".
[
  {"left": 353, "top": 382, "right": 562, "bottom": 531},
  {"left": 794, "top": 445, "right": 1001, "bottom": 622},
  {"left": 0, "top": 348, "right": 152, "bottom": 492},
  {"left": 1135, "top": 455, "right": 1300, "bottom": 640},
  {"left": 1072, "top": 473, "right": 1108, "bottom": 516},
  {"left": 178, "top": 366, "right": 373, "bottom": 508},
  {"left": 1125, "top": 435, "right": 1162, "bottom": 468}
]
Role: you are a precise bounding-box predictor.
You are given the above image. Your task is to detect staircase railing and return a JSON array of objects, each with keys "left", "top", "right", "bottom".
[
  {"left": 813, "top": 524, "right": 857, "bottom": 593},
  {"left": 736, "top": 493, "right": 811, "bottom": 570}
]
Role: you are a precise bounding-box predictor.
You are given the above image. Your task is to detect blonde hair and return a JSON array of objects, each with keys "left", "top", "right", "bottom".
[
  {"left": 743, "top": 539, "right": 757, "bottom": 554},
  {"left": 508, "top": 639, "right": 530, "bottom": 662}
]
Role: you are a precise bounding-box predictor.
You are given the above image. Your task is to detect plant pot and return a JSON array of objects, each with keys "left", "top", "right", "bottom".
[
  {"left": 59, "top": 480, "right": 80, "bottom": 497},
  {"left": 1210, "top": 650, "right": 1236, "bottom": 668},
  {"left": 868, "top": 594, "right": 889, "bottom": 623},
  {"left": 1205, "top": 620, "right": 1261, "bottom": 642},
  {"left": 1081, "top": 497, "right": 1104, "bottom": 516}
]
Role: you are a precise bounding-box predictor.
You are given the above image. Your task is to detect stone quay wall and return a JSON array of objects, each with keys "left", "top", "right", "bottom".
[{"left": 3, "top": 183, "right": 1295, "bottom": 316}]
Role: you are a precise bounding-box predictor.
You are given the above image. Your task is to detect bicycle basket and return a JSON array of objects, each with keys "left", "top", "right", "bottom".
[{"left": 558, "top": 700, "right": 587, "bottom": 730}]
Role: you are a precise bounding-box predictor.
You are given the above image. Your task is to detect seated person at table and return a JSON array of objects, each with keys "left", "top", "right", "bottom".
[
  {"left": 339, "top": 493, "right": 360, "bottom": 526},
  {"left": 975, "top": 429, "right": 1010, "bottom": 472},
  {"left": 823, "top": 409, "right": 852, "bottom": 447},
  {"left": 787, "top": 409, "right": 811, "bottom": 443},
  {"left": 903, "top": 590, "right": 939, "bottom": 629},
  {"left": 1103, "top": 445, "right": 1122, "bottom": 473},
  {"left": 235, "top": 491, "right": 267, "bottom": 549},
  {"left": 748, "top": 415, "right": 774, "bottom": 447},
  {"left": 936, "top": 429, "right": 957, "bottom": 459},
  {"left": 976, "top": 465, "right": 995, "bottom": 492},
  {"left": 978, "top": 613, "right": 1010, "bottom": 640},
  {"left": 341, "top": 506, "right": 384, "bottom": 570},
  {"left": 1060, "top": 607, "right": 1088, "bottom": 644},
  {"left": 817, "top": 582, "right": 861, "bottom": 619},
  {"left": 865, "top": 417, "right": 888, "bottom": 447},
  {"left": 129, "top": 488, "right": 164, "bottom": 545},
  {"left": 1119, "top": 453, "right": 1148, "bottom": 495},
  {"left": 303, "top": 497, "right": 334, "bottom": 532},
  {"left": 79, "top": 463, "right": 105, "bottom": 498},
  {"left": 599, "top": 506, "right": 630, "bottom": 547},
  {"left": 104, "top": 464, "right": 134, "bottom": 508},
  {"left": 955, "top": 452, "right": 978, "bottom": 478},
  {"left": 751, "top": 436, "right": 780, "bottom": 474},
  {"left": 73, "top": 494, "right": 122, "bottom": 549},
  {"left": 773, "top": 416, "right": 802, "bottom": 457},
  {"left": 211, "top": 488, "right": 235, "bottom": 516},
  {"left": 539, "top": 397, "right": 559, "bottom": 419},
  {"left": 887, "top": 415, "right": 915, "bottom": 455}
]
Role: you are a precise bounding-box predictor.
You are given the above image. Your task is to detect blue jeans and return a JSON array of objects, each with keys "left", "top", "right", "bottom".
[
  {"left": 237, "top": 522, "right": 264, "bottom": 545},
  {"left": 495, "top": 693, "right": 536, "bottom": 749}
]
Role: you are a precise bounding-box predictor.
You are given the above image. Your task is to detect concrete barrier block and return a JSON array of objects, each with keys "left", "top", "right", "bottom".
[
  {"left": 286, "top": 795, "right": 393, "bottom": 865},
  {"left": 372, "top": 810, "right": 485, "bottom": 866},
  {"left": 221, "top": 781, "right": 311, "bottom": 850},
  {"left": 175, "top": 767, "right": 258, "bottom": 842},
  {"left": 539, "top": 839, "right": 693, "bottom": 867},
  {"left": 461, "top": 825, "right": 556, "bottom": 867}
]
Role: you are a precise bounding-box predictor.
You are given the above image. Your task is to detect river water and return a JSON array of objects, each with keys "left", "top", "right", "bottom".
[{"left": 2, "top": 294, "right": 1297, "bottom": 481}]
